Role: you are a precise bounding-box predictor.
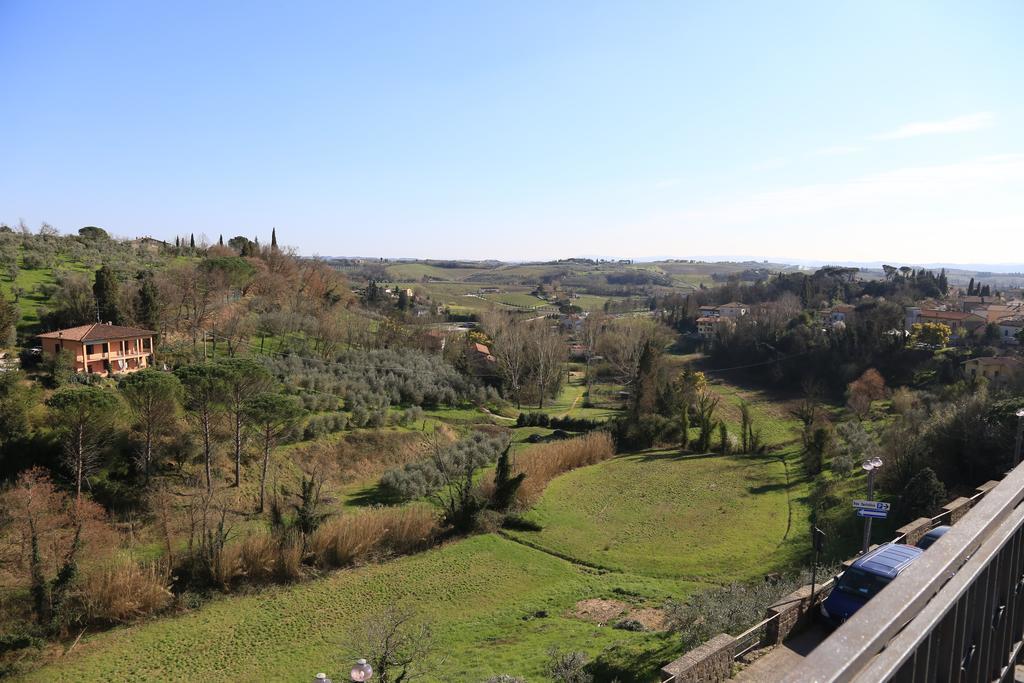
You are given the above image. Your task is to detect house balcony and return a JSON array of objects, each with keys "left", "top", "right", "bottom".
[{"left": 85, "top": 349, "right": 151, "bottom": 361}]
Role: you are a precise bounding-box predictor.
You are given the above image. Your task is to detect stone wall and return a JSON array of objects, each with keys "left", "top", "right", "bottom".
[
  {"left": 660, "top": 633, "right": 736, "bottom": 682},
  {"left": 941, "top": 496, "right": 973, "bottom": 524},
  {"left": 895, "top": 517, "right": 933, "bottom": 546},
  {"left": 764, "top": 582, "right": 833, "bottom": 645}
]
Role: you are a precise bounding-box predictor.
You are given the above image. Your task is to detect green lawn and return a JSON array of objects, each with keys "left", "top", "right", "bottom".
[
  {"left": 21, "top": 535, "right": 694, "bottom": 682},
  {"left": 510, "top": 449, "right": 809, "bottom": 583}
]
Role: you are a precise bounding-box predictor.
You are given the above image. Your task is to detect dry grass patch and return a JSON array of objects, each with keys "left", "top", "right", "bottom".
[
  {"left": 79, "top": 561, "right": 173, "bottom": 624},
  {"left": 512, "top": 432, "right": 615, "bottom": 507},
  {"left": 309, "top": 505, "right": 440, "bottom": 569}
]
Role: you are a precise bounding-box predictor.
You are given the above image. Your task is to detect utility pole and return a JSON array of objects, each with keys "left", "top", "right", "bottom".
[{"left": 810, "top": 526, "right": 825, "bottom": 604}]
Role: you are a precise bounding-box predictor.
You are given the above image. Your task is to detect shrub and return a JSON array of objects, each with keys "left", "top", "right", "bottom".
[
  {"left": 544, "top": 648, "right": 592, "bottom": 683},
  {"left": 612, "top": 414, "right": 678, "bottom": 450},
  {"left": 303, "top": 413, "right": 348, "bottom": 440},
  {"left": 516, "top": 412, "right": 603, "bottom": 431},
  {"left": 79, "top": 561, "right": 173, "bottom": 624},
  {"left": 664, "top": 567, "right": 822, "bottom": 649},
  {"left": 379, "top": 433, "right": 506, "bottom": 507},
  {"left": 612, "top": 618, "right": 646, "bottom": 632},
  {"left": 901, "top": 467, "right": 947, "bottom": 519}
]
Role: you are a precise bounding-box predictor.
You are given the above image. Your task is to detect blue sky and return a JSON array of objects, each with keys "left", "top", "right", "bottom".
[{"left": 1, "top": 1, "right": 1022, "bottom": 263}]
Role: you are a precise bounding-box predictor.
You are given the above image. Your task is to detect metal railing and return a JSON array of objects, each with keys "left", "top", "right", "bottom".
[{"left": 784, "top": 462, "right": 1024, "bottom": 682}]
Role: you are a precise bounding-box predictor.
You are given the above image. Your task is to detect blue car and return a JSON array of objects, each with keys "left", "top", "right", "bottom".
[
  {"left": 916, "top": 525, "right": 951, "bottom": 550},
  {"left": 820, "top": 543, "right": 923, "bottom": 627}
]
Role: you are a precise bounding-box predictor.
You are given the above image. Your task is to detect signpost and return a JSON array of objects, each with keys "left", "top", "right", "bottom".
[{"left": 856, "top": 509, "right": 888, "bottom": 519}]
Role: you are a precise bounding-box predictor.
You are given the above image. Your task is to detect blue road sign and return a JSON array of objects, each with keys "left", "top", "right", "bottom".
[{"left": 857, "top": 509, "right": 888, "bottom": 519}]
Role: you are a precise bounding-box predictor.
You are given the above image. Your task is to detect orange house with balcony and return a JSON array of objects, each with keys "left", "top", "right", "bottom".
[{"left": 37, "top": 323, "right": 157, "bottom": 376}]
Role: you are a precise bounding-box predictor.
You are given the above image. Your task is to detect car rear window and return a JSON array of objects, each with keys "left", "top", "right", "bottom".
[{"left": 837, "top": 567, "right": 891, "bottom": 599}]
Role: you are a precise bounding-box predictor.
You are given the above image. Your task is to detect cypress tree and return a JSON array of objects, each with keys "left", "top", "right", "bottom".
[
  {"left": 492, "top": 444, "right": 524, "bottom": 510},
  {"left": 218, "top": 234, "right": 224, "bottom": 246},
  {"left": 967, "top": 277, "right": 975, "bottom": 295},
  {"left": 135, "top": 274, "right": 160, "bottom": 330},
  {"left": 93, "top": 265, "right": 121, "bottom": 324},
  {"left": 271, "top": 227, "right": 277, "bottom": 250},
  {"left": 189, "top": 233, "right": 195, "bottom": 251},
  {"left": 680, "top": 405, "right": 690, "bottom": 449}
]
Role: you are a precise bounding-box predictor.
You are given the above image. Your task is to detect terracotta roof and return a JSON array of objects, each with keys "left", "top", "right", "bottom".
[
  {"left": 917, "top": 309, "right": 984, "bottom": 322},
  {"left": 696, "top": 316, "right": 718, "bottom": 323},
  {"left": 472, "top": 342, "right": 491, "bottom": 355},
  {"left": 38, "top": 323, "right": 157, "bottom": 342}
]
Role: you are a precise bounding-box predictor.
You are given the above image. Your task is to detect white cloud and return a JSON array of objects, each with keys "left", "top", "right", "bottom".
[{"left": 870, "top": 112, "right": 994, "bottom": 140}]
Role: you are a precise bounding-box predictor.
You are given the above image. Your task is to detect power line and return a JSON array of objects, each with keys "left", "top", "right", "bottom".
[{"left": 699, "top": 349, "right": 815, "bottom": 375}]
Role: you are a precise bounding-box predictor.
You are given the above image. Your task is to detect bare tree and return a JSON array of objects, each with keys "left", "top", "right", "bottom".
[
  {"left": 528, "top": 321, "right": 565, "bottom": 409},
  {"left": 580, "top": 313, "right": 608, "bottom": 397},
  {"left": 597, "top": 318, "right": 670, "bottom": 390},
  {"left": 486, "top": 312, "right": 530, "bottom": 408},
  {"left": 353, "top": 605, "right": 436, "bottom": 683}
]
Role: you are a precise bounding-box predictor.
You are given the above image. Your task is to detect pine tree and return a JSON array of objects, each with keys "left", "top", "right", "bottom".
[
  {"left": 271, "top": 227, "right": 277, "bottom": 250},
  {"left": 93, "top": 265, "right": 121, "bottom": 324}
]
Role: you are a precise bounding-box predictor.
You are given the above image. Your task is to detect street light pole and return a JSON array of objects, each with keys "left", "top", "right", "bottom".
[{"left": 861, "top": 457, "right": 883, "bottom": 555}]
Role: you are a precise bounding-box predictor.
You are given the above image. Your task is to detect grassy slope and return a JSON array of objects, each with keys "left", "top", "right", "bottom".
[
  {"left": 510, "top": 450, "right": 807, "bottom": 583},
  {"left": 22, "top": 535, "right": 694, "bottom": 682},
  {"left": 20, "top": 374, "right": 817, "bottom": 682}
]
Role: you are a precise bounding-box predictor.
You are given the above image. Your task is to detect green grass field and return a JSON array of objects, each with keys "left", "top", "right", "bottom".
[
  {"left": 510, "top": 449, "right": 808, "bottom": 583},
  {"left": 21, "top": 535, "right": 694, "bottom": 682}
]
